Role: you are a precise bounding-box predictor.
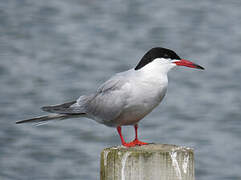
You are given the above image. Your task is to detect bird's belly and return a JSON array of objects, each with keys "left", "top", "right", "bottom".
[
  {"left": 115, "top": 97, "right": 163, "bottom": 126},
  {"left": 115, "top": 84, "right": 167, "bottom": 126},
  {"left": 115, "top": 106, "right": 156, "bottom": 126}
]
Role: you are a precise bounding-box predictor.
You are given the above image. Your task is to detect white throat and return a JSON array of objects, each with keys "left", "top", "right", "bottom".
[{"left": 138, "top": 58, "right": 176, "bottom": 76}]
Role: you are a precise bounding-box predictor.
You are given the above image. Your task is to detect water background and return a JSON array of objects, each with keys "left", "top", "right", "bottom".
[{"left": 1, "top": 0, "right": 241, "bottom": 179}]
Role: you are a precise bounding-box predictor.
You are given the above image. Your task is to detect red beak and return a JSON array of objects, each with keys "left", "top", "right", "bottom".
[{"left": 174, "top": 59, "right": 204, "bottom": 70}]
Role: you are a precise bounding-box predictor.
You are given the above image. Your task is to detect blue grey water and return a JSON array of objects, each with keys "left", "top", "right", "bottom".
[{"left": 0, "top": 0, "right": 241, "bottom": 179}]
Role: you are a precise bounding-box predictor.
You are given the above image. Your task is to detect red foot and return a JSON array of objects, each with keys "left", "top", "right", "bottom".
[
  {"left": 133, "top": 139, "right": 148, "bottom": 146},
  {"left": 122, "top": 139, "right": 148, "bottom": 147},
  {"left": 117, "top": 125, "right": 148, "bottom": 147}
]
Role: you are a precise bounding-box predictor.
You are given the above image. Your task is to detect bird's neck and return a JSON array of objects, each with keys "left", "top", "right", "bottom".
[{"left": 137, "top": 61, "right": 172, "bottom": 82}]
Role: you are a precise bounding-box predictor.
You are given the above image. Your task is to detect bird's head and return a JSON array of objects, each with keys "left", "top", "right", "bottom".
[{"left": 135, "top": 47, "right": 204, "bottom": 73}]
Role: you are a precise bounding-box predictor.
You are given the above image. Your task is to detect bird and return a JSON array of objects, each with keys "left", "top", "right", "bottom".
[{"left": 16, "top": 47, "right": 204, "bottom": 147}]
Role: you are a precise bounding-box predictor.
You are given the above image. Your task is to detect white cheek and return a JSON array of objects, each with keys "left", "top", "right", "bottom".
[
  {"left": 137, "top": 58, "right": 176, "bottom": 75},
  {"left": 149, "top": 58, "right": 175, "bottom": 71}
]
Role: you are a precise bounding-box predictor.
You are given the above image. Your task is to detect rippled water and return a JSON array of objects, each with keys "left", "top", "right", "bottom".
[{"left": 1, "top": 0, "right": 241, "bottom": 179}]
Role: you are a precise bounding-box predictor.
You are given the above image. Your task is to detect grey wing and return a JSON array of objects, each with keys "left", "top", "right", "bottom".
[
  {"left": 84, "top": 74, "right": 130, "bottom": 125},
  {"left": 41, "top": 72, "right": 130, "bottom": 125},
  {"left": 96, "top": 73, "right": 126, "bottom": 93}
]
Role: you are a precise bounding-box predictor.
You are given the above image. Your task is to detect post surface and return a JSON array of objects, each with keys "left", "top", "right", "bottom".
[{"left": 100, "top": 144, "right": 194, "bottom": 180}]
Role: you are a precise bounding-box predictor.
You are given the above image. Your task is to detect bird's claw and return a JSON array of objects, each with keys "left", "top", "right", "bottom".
[{"left": 122, "top": 139, "right": 148, "bottom": 147}]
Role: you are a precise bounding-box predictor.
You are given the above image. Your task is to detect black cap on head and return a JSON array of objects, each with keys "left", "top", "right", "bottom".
[{"left": 135, "top": 47, "right": 181, "bottom": 70}]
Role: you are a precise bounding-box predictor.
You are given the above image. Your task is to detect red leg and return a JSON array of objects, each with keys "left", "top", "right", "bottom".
[
  {"left": 132, "top": 124, "right": 148, "bottom": 146},
  {"left": 117, "top": 126, "right": 137, "bottom": 147},
  {"left": 116, "top": 125, "right": 148, "bottom": 147},
  {"left": 134, "top": 124, "right": 138, "bottom": 140},
  {"left": 117, "top": 126, "right": 126, "bottom": 145}
]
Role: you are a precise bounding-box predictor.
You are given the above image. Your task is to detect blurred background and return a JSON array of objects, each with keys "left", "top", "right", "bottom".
[{"left": 1, "top": 0, "right": 241, "bottom": 179}]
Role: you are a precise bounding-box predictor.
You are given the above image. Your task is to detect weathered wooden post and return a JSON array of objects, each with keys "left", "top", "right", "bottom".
[{"left": 100, "top": 144, "right": 194, "bottom": 180}]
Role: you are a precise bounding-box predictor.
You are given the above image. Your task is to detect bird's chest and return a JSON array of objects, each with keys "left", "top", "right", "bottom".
[
  {"left": 129, "top": 76, "right": 167, "bottom": 105},
  {"left": 117, "top": 78, "right": 167, "bottom": 125}
]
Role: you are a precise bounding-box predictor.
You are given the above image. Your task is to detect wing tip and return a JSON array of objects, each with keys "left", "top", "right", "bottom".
[{"left": 41, "top": 100, "right": 77, "bottom": 113}]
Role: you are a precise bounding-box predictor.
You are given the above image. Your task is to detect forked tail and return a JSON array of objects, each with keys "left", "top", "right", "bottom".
[{"left": 16, "top": 100, "right": 86, "bottom": 125}]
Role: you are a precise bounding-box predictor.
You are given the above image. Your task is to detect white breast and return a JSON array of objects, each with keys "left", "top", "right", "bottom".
[{"left": 115, "top": 67, "right": 169, "bottom": 126}]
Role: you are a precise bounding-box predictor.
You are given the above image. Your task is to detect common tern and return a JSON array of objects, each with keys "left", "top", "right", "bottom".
[{"left": 16, "top": 47, "right": 204, "bottom": 147}]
